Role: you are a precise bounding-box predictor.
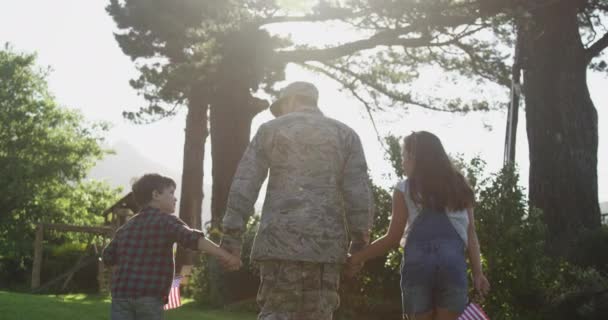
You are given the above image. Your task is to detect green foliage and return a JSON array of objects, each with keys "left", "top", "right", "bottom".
[
  {"left": 337, "top": 181, "right": 402, "bottom": 320},
  {"left": 383, "top": 135, "right": 404, "bottom": 180},
  {"left": 297, "top": 0, "right": 511, "bottom": 113},
  {"left": 474, "top": 166, "right": 554, "bottom": 318},
  {"left": 468, "top": 165, "right": 608, "bottom": 319},
  {"left": 569, "top": 226, "right": 608, "bottom": 275},
  {"left": 0, "top": 46, "right": 121, "bottom": 288},
  {"left": 191, "top": 216, "right": 260, "bottom": 308}
]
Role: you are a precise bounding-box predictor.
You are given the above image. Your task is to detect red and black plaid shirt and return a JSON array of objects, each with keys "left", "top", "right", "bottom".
[{"left": 102, "top": 207, "right": 204, "bottom": 302}]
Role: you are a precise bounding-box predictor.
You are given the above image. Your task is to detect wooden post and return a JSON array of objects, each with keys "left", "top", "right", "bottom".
[
  {"left": 115, "top": 208, "right": 132, "bottom": 228},
  {"left": 504, "top": 20, "right": 523, "bottom": 166},
  {"left": 97, "top": 258, "right": 106, "bottom": 294},
  {"left": 31, "top": 224, "right": 44, "bottom": 289}
]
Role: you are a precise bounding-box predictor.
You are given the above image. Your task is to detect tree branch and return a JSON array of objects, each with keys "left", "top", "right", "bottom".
[
  {"left": 276, "top": 35, "right": 428, "bottom": 63},
  {"left": 255, "top": 10, "right": 360, "bottom": 26},
  {"left": 319, "top": 62, "right": 457, "bottom": 113},
  {"left": 274, "top": 15, "right": 477, "bottom": 63},
  {"left": 586, "top": 31, "right": 608, "bottom": 62},
  {"left": 452, "top": 41, "right": 511, "bottom": 88}
]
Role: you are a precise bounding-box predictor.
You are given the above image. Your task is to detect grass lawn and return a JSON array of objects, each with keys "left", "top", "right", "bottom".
[{"left": 0, "top": 291, "right": 255, "bottom": 320}]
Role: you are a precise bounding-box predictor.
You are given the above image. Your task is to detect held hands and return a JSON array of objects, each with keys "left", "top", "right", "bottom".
[
  {"left": 217, "top": 235, "right": 243, "bottom": 272},
  {"left": 344, "top": 254, "right": 364, "bottom": 278},
  {"left": 218, "top": 251, "right": 242, "bottom": 272}
]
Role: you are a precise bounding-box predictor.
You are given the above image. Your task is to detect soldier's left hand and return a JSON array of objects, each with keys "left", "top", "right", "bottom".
[
  {"left": 344, "top": 255, "right": 363, "bottom": 278},
  {"left": 219, "top": 253, "right": 242, "bottom": 272}
]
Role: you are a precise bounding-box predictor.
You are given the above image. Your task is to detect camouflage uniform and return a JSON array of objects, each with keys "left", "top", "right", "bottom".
[{"left": 222, "top": 104, "right": 374, "bottom": 320}]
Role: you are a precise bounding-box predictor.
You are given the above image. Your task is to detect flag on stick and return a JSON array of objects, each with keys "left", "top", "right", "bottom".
[
  {"left": 458, "top": 302, "right": 490, "bottom": 320},
  {"left": 163, "top": 276, "right": 183, "bottom": 310}
]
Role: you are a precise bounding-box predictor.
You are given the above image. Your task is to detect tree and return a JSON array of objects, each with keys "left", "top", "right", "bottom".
[
  {"left": 106, "top": 0, "right": 287, "bottom": 270},
  {"left": 509, "top": 0, "right": 606, "bottom": 251},
  {"left": 262, "top": 0, "right": 608, "bottom": 253},
  {"left": 0, "top": 46, "right": 120, "bottom": 280},
  {"left": 107, "top": 0, "right": 218, "bottom": 268},
  {"left": 208, "top": 10, "right": 286, "bottom": 233},
  {"left": 108, "top": 0, "right": 607, "bottom": 255},
  {"left": 107, "top": 0, "right": 212, "bottom": 236}
]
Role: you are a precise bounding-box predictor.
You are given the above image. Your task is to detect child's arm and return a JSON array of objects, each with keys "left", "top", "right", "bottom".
[
  {"left": 197, "top": 237, "right": 241, "bottom": 270},
  {"left": 165, "top": 214, "right": 206, "bottom": 249},
  {"left": 466, "top": 207, "right": 490, "bottom": 297},
  {"left": 165, "top": 215, "right": 241, "bottom": 270},
  {"left": 349, "top": 189, "right": 408, "bottom": 265}
]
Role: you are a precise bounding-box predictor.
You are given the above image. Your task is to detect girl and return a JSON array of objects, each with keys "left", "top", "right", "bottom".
[{"left": 348, "top": 131, "right": 490, "bottom": 320}]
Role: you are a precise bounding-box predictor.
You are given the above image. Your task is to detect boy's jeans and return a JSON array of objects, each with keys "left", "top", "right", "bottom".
[{"left": 111, "top": 297, "right": 164, "bottom": 320}]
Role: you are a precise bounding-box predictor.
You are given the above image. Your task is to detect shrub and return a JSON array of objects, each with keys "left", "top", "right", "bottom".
[
  {"left": 189, "top": 152, "right": 608, "bottom": 319},
  {"left": 191, "top": 216, "right": 260, "bottom": 309}
]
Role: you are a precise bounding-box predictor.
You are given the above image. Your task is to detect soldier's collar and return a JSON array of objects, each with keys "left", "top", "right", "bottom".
[{"left": 292, "top": 104, "right": 322, "bottom": 114}]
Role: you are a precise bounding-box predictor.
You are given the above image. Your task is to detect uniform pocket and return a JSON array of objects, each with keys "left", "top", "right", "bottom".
[
  {"left": 257, "top": 261, "right": 279, "bottom": 308},
  {"left": 321, "top": 264, "right": 341, "bottom": 312}
]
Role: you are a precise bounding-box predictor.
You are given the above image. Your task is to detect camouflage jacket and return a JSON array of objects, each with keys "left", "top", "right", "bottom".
[{"left": 221, "top": 107, "right": 374, "bottom": 263}]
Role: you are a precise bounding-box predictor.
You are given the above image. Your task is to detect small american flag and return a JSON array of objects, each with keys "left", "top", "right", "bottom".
[
  {"left": 458, "top": 302, "right": 490, "bottom": 320},
  {"left": 163, "top": 276, "right": 183, "bottom": 310}
]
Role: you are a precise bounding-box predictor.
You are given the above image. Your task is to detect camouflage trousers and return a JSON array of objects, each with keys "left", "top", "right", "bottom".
[{"left": 256, "top": 260, "right": 341, "bottom": 320}]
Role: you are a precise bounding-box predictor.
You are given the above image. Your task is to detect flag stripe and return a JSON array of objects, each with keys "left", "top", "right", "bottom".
[{"left": 465, "top": 308, "right": 475, "bottom": 320}]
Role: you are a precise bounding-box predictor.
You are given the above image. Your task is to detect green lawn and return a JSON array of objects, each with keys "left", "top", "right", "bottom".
[{"left": 0, "top": 291, "right": 255, "bottom": 320}]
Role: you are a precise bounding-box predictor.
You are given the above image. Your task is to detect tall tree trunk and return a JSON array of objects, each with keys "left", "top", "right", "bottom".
[
  {"left": 210, "top": 87, "right": 268, "bottom": 232},
  {"left": 176, "top": 91, "right": 209, "bottom": 270},
  {"left": 520, "top": 1, "right": 601, "bottom": 254},
  {"left": 207, "top": 85, "right": 267, "bottom": 305}
]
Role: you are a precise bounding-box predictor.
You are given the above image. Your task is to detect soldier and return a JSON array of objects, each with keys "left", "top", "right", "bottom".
[{"left": 220, "top": 81, "right": 375, "bottom": 320}]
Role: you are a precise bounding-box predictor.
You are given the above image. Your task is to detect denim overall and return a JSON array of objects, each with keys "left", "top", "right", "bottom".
[{"left": 400, "top": 208, "right": 468, "bottom": 315}]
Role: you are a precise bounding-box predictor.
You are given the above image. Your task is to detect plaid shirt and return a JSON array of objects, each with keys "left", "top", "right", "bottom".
[{"left": 102, "top": 207, "right": 204, "bottom": 302}]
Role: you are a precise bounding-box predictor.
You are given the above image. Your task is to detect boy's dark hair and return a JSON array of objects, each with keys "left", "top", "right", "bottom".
[{"left": 132, "top": 173, "right": 176, "bottom": 206}]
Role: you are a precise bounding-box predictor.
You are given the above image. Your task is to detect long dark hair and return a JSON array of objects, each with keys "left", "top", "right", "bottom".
[{"left": 404, "top": 131, "right": 474, "bottom": 211}]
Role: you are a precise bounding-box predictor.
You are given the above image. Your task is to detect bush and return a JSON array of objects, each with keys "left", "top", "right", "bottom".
[
  {"left": 189, "top": 150, "right": 608, "bottom": 319},
  {"left": 548, "top": 264, "right": 608, "bottom": 320},
  {"left": 191, "top": 216, "right": 260, "bottom": 309},
  {"left": 0, "top": 180, "right": 119, "bottom": 291},
  {"left": 340, "top": 162, "right": 608, "bottom": 319},
  {"left": 39, "top": 242, "right": 100, "bottom": 293},
  {"left": 569, "top": 226, "right": 608, "bottom": 275},
  {"left": 474, "top": 166, "right": 608, "bottom": 319},
  {"left": 336, "top": 182, "right": 402, "bottom": 320},
  {"left": 0, "top": 47, "right": 120, "bottom": 290}
]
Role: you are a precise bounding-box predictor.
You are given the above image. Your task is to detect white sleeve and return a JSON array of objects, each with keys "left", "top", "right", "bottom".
[{"left": 394, "top": 179, "right": 407, "bottom": 194}]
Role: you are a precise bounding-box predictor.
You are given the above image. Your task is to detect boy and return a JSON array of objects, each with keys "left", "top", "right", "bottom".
[{"left": 102, "top": 173, "right": 240, "bottom": 320}]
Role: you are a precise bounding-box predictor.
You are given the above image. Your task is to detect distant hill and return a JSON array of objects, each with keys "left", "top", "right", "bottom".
[{"left": 88, "top": 141, "right": 212, "bottom": 222}]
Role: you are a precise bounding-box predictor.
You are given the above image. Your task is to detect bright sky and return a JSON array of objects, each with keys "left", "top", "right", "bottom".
[{"left": 1, "top": 1, "right": 606, "bottom": 213}]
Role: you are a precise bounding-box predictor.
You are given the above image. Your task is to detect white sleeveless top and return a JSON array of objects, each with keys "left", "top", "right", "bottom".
[{"left": 395, "top": 179, "right": 469, "bottom": 247}]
